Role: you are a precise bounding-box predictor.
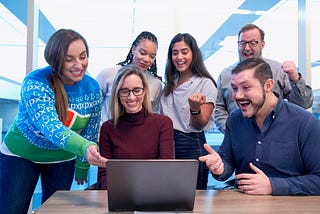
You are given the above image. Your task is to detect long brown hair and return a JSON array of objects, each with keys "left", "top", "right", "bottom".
[
  {"left": 163, "top": 33, "right": 216, "bottom": 96},
  {"left": 44, "top": 29, "right": 89, "bottom": 122}
]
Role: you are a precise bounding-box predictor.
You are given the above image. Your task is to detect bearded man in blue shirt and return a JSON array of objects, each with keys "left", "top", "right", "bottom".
[{"left": 199, "top": 57, "right": 320, "bottom": 195}]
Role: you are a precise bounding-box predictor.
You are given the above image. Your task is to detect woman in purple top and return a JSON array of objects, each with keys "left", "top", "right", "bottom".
[{"left": 98, "top": 65, "right": 174, "bottom": 190}]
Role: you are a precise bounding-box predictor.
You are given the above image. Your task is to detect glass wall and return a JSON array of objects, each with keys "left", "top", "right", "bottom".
[
  {"left": 1, "top": 0, "right": 319, "bottom": 97},
  {"left": 0, "top": 0, "right": 319, "bottom": 211}
]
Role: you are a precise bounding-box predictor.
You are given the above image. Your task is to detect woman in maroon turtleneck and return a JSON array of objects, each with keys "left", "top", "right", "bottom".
[{"left": 97, "top": 65, "right": 174, "bottom": 190}]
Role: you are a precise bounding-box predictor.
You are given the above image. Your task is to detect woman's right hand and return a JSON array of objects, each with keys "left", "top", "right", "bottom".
[{"left": 86, "top": 144, "right": 108, "bottom": 168}]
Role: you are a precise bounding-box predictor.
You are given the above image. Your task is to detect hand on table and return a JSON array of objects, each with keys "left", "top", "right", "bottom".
[{"left": 235, "top": 162, "right": 272, "bottom": 195}]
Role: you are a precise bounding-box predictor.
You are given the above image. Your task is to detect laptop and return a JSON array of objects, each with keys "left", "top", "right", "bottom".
[{"left": 106, "top": 159, "right": 199, "bottom": 212}]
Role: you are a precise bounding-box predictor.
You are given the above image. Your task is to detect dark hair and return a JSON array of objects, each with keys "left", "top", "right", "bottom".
[
  {"left": 163, "top": 33, "right": 216, "bottom": 96},
  {"left": 117, "top": 31, "right": 162, "bottom": 81},
  {"left": 232, "top": 57, "right": 272, "bottom": 86},
  {"left": 45, "top": 29, "right": 89, "bottom": 122},
  {"left": 238, "top": 24, "right": 265, "bottom": 41}
]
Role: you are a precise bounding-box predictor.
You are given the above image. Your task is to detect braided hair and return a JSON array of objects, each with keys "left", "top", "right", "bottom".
[{"left": 117, "top": 31, "right": 162, "bottom": 81}]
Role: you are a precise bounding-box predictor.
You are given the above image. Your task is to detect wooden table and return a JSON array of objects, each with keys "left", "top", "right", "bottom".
[{"left": 35, "top": 190, "right": 320, "bottom": 213}]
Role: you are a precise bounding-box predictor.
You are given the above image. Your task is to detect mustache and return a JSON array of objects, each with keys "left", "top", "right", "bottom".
[{"left": 236, "top": 99, "right": 251, "bottom": 103}]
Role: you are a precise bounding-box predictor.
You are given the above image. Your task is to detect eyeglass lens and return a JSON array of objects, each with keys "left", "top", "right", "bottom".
[
  {"left": 238, "top": 41, "right": 260, "bottom": 48},
  {"left": 119, "top": 87, "right": 144, "bottom": 97}
]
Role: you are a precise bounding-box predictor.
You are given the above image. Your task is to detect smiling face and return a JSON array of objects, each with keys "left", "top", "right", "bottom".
[
  {"left": 231, "top": 68, "right": 266, "bottom": 118},
  {"left": 171, "top": 41, "right": 193, "bottom": 74},
  {"left": 60, "top": 39, "right": 88, "bottom": 85},
  {"left": 131, "top": 39, "right": 157, "bottom": 71},
  {"left": 238, "top": 28, "right": 265, "bottom": 62},
  {"left": 119, "top": 74, "right": 146, "bottom": 113}
]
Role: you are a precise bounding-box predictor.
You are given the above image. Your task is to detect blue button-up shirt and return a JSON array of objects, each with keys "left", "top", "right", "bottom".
[{"left": 217, "top": 96, "right": 320, "bottom": 195}]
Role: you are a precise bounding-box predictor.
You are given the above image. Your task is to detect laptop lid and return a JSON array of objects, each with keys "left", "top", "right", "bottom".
[{"left": 106, "top": 159, "right": 199, "bottom": 212}]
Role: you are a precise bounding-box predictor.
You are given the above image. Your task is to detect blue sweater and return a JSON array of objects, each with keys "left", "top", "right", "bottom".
[
  {"left": 3, "top": 66, "right": 102, "bottom": 179},
  {"left": 217, "top": 96, "right": 320, "bottom": 195}
]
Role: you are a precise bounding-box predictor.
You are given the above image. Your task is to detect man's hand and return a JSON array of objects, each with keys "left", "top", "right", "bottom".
[
  {"left": 282, "top": 60, "right": 300, "bottom": 82},
  {"left": 235, "top": 162, "right": 272, "bottom": 195},
  {"left": 199, "top": 144, "right": 224, "bottom": 175}
]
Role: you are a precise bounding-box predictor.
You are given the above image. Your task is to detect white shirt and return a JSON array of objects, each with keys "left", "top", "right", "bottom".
[{"left": 160, "top": 75, "right": 217, "bottom": 133}]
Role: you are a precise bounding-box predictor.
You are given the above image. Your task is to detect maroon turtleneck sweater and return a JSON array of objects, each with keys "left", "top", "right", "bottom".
[{"left": 98, "top": 108, "right": 174, "bottom": 189}]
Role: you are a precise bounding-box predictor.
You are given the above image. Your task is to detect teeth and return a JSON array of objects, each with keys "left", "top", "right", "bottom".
[{"left": 239, "top": 101, "right": 250, "bottom": 105}]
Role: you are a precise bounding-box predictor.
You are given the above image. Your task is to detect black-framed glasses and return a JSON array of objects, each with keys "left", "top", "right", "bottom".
[
  {"left": 118, "top": 87, "right": 144, "bottom": 97},
  {"left": 237, "top": 40, "right": 262, "bottom": 48}
]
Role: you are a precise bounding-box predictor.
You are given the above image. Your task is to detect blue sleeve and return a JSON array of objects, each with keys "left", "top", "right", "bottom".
[
  {"left": 21, "top": 78, "right": 72, "bottom": 146},
  {"left": 215, "top": 115, "right": 236, "bottom": 181},
  {"left": 20, "top": 78, "right": 94, "bottom": 157}
]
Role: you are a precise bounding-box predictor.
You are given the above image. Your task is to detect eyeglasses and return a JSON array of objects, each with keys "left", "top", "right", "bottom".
[
  {"left": 237, "top": 40, "right": 262, "bottom": 48},
  {"left": 118, "top": 87, "right": 144, "bottom": 97}
]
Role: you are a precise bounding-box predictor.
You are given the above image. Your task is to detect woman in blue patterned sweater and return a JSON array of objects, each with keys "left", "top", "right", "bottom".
[{"left": 0, "top": 29, "right": 107, "bottom": 213}]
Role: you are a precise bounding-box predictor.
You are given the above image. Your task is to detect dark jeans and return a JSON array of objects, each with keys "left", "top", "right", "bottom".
[
  {"left": 174, "top": 130, "right": 209, "bottom": 190},
  {"left": 0, "top": 152, "right": 75, "bottom": 214}
]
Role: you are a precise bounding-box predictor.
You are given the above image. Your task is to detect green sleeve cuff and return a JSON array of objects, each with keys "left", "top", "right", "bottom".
[
  {"left": 75, "top": 156, "right": 90, "bottom": 180},
  {"left": 63, "top": 131, "right": 97, "bottom": 157}
]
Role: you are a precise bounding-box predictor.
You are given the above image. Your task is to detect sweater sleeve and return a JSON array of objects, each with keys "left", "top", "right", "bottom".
[
  {"left": 21, "top": 79, "right": 95, "bottom": 156},
  {"left": 65, "top": 133, "right": 96, "bottom": 180}
]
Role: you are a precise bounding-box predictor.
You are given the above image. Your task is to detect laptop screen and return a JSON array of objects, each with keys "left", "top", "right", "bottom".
[{"left": 106, "top": 159, "right": 199, "bottom": 212}]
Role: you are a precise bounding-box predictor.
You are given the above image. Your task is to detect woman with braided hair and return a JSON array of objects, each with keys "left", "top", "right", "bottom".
[{"left": 96, "top": 31, "right": 163, "bottom": 122}]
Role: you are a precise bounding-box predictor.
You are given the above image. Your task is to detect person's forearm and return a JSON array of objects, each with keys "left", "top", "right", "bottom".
[
  {"left": 286, "top": 77, "right": 313, "bottom": 109},
  {"left": 190, "top": 103, "right": 213, "bottom": 130},
  {"left": 270, "top": 174, "right": 320, "bottom": 195}
]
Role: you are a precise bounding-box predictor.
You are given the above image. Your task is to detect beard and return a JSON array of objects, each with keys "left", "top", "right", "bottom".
[
  {"left": 237, "top": 92, "right": 266, "bottom": 118},
  {"left": 239, "top": 49, "right": 262, "bottom": 62}
]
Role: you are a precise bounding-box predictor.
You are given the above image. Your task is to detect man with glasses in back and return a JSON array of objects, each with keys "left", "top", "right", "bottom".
[{"left": 214, "top": 24, "right": 313, "bottom": 134}]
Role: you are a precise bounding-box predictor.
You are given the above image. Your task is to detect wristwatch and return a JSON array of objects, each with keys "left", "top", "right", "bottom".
[{"left": 190, "top": 108, "right": 201, "bottom": 115}]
